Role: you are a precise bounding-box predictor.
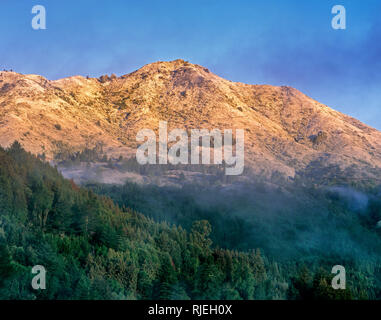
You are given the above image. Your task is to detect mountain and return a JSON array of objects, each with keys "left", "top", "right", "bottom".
[
  {"left": 1, "top": 62, "right": 381, "bottom": 301},
  {"left": 1, "top": 59, "right": 381, "bottom": 182}
]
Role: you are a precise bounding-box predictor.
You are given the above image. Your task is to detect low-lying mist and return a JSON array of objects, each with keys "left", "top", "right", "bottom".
[{"left": 84, "top": 175, "right": 381, "bottom": 265}]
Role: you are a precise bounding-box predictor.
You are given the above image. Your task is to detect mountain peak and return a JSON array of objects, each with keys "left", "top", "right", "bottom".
[{"left": 121, "top": 59, "right": 212, "bottom": 79}]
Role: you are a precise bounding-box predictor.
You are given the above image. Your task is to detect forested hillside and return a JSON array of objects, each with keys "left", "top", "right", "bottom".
[
  {"left": 0, "top": 142, "right": 270, "bottom": 299},
  {"left": 0, "top": 142, "right": 379, "bottom": 299}
]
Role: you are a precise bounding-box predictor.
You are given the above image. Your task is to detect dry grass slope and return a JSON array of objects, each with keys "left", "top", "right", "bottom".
[{"left": 1, "top": 59, "right": 381, "bottom": 180}]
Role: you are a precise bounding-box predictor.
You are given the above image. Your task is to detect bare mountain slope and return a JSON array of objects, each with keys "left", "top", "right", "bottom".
[{"left": 1, "top": 59, "right": 381, "bottom": 181}]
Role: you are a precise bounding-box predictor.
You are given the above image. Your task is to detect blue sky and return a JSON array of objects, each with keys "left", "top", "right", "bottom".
[{"left": 1, "top": 0, "right": 381, "bottom": 129}]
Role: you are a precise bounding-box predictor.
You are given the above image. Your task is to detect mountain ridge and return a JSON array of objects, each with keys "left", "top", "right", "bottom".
[{"left": 1, "top": 59, "right": 381, "bottom": 182}]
